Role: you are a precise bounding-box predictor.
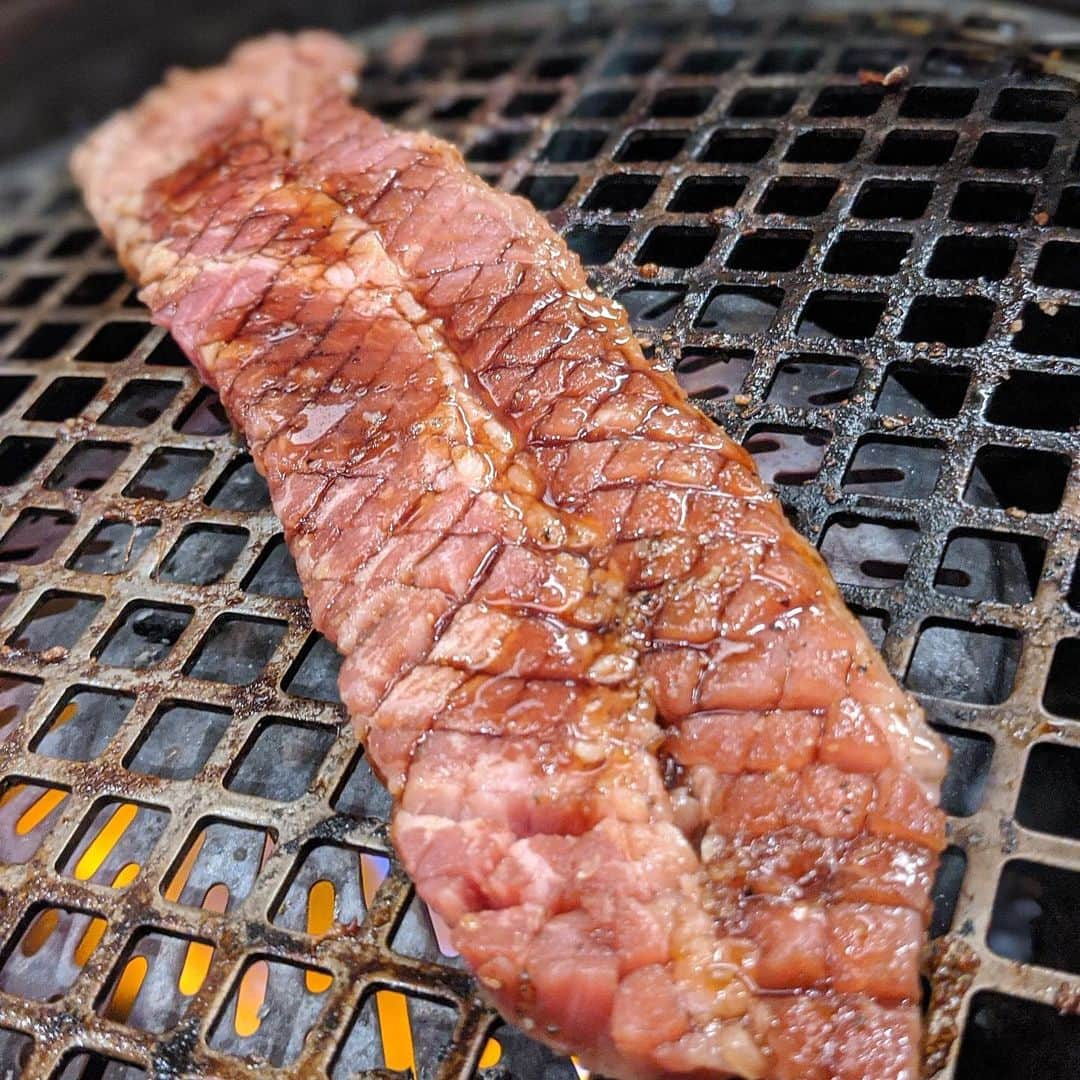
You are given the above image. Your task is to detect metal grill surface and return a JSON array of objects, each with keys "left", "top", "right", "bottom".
[{"left": 0, "top": 2, "right": 1079, "bottom": 1077}]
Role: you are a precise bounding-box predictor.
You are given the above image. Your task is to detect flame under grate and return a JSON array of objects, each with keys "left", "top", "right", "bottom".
[{"left": 0, "top": 1, "right": 1079, "bottom": 1077}]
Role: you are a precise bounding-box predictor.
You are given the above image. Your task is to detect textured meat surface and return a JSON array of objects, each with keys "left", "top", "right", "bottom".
[{"left": 72, "top": 32, "right": 948, "bottom": 1080}]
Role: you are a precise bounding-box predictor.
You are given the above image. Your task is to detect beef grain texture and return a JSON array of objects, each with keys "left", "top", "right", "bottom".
[{"left": 72, "top": 32, "right": 948, "bottom": 1080}]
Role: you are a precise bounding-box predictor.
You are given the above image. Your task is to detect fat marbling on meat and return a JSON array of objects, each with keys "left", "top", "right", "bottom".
[{"left": 72, "top": 31, "right": 948, "bottom": 1080}]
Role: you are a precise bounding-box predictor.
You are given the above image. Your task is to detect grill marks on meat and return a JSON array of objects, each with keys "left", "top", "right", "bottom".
[{"left": 72, "top": 33, "right": 947, "bottom": 1080}]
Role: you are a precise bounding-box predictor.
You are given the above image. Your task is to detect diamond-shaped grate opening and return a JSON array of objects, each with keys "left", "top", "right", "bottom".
[{"left": 0, "top": 2, "right": 1079, "bottom": 1077}]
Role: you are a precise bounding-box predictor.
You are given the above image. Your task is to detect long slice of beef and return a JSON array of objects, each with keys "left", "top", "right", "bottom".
[{"left": 72, "top": 32, "right": 948, "bottom": 1080}]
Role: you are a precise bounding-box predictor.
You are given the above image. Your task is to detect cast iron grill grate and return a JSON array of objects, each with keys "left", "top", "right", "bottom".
[{"left": 0, "top": 1, "right": 1079, "bottom": 1077}]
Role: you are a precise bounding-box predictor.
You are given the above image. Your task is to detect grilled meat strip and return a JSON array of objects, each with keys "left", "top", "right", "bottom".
[{"left": 73, "top": 32, "right": 947, "bottom": 1080}]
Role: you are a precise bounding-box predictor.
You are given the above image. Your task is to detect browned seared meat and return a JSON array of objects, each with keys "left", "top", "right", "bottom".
[{"left": 72, "top": 32, "right": 947, "bottom": 1080}]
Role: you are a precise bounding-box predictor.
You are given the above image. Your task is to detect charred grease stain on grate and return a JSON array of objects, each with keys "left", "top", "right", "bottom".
[{"left": 0, "top": 2, "right": 1079, "bottom": 1077}]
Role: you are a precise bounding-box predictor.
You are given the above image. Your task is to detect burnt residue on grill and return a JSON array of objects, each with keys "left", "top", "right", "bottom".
[{"left": 0, "top": 2, "right": 1078, "bottom": 1078}]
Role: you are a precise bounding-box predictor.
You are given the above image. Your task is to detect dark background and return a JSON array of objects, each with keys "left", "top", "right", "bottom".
[{"left": 1, "top": 0, "right": 1079, "bottom": 161}]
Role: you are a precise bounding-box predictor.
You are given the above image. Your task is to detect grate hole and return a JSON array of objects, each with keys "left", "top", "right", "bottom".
[
  {"left": 431, "top": 95, "right": 482, "bottom": 120},
  {"left": 462, "top": 57, "right": 512, "bottom": 79},
  {"left": 615, "top": 284, "right": 687, "bottom": 329},
  {"left": 1071, "top": 558, "right": 1080, "bottom": 613},
  {"left": 636, "top": 225, "right": 716, "bottom": 268},
  {"left": 535, "top": 53, "right": 586, "bottom": 78},
  {"left": 811, "top": 85, "right": 884, "bottom": 118},
  {"left": 852, "top": 605, "right": 890, "bottom": 649},
  {"left": 163, "top": 820, "right": 274, "bottom": 911},
  {"left": 585, "top": 173, "right": 659, "bottom": 211},
  {"left": 243, "top": 534, "right": 303, "bottom": 597},
  {"left": 956, "top": 991, "right": 1080, "bottom": 1080},
  {"left": 24, "top": 376, "right": 103, "bottom": 421},
  {"left": 900, "top": 295, "right": 994, "bottom": 347},
  {"left": 987, "top": 370, "right": 1080, "bottom": 431},
  {"left": 0, "top": 778, "right": 68, "bottom": 864},
  {"left": 936, "top": 529, "right": 1045, "bottom": 604},
  {"left": 1033, "top": 241, "right": 1080, "bottom": 291},
  {"left": 210, "top": 955, "right": 332, "bottom": 1067},
  {"left": 992, "top": 88, "right": 1074, "bottom": 122},
  {"left": 972, "top": 132, "right": 1055, "bottom": 171},
  {"left": 32, "top": 687, "right": 134, "bottom": 762},
  {"left": 989, "top": 860, "right": 1080, "bottom": 974},
  {"left": 675, "top": 348, "right": 754, "bottom": 401},
  {"left": 69, "top": 519, "right": 157, "bottom": 575},
  {"left": 56, "top": 1051, "right": 145, "bottom": 1079},
  {"left": 785, "top": 128, "right": 863, "bottom": 163},
  {"left": 63, "top": 271, "right": 125, "bottom": 305},
  {"left": 695, "top": 285, "right": 782, "bottom": 333},
  {"left": 0, "top": 509, "right": 76, "bottom": 566},
  {"left": 331, "top": 985, "right": 458, "bottom": 1080},
  {"left": 144, "top": 335, "right": 188, "bottom": 366},
  {"left": 699, "top": 128, "right": 774, "bottom": 163},
  {"left": 851, "top": 178, "right": 934, "bottom": 219},
  {"left": 466, "top": 130, "right": 528, "bottom": 163},
  {"left": 100, "top": 379, "right": 180, "bottom": 427},
  {"left": 59, "top": 800, "right": 169, "bottom": 887},
  {"left": 927, "top": 235, "right": 1016, "bottom": 281},
  {"left": 616, "top": 129, "right": 687, "bottom": 162},
  {"left": 1018, "top": 743, "right": 1080, "bottom": 840},
  {"left": 1054, "top": 186, "right": 1080, "bottom": 226},
  {"left": 964, "top": 445, "right": 1069, "bottom": 513},
  {"left": 515, "top": 175, "right": 576, "bottom": 211},
  {"left": 907, "top": 619, "right": 1021, "bottom": 704},
  {"left": 46, "top": 441, "right": 128, "bottom": 492},
  {"left": 125, "top": 701, "right": 230, "bottom": 780},
  {"left": 744, "top": 426, "right": 830, "bottom": 485},
  {"left": 649, "top": 87, "right": 714, "bottom": 117},
  {"left": 758, "top": 176, "right": 838, "bottom": 216},
  {"left": 877, "top": 362, "right": 969, "bottom": 418},
  {"left": 670, "top": 176, "right": 747, "bottom": 213},
  {"left": 13, "top": 321, "right": 80, "bottom": 360},
  {"left": 0, "top": 1030, "right": 32, "bottom": 1075},
  {"left": 767, "top": 354, "right": 859, "bottom": 409},
  {"left": 97, "top": 602, "right": 192, "bottom": 669},
  {"left": 0, "top": 374, "right": 32, "bottom": 416},
  {"left": 9, "top": 590, "right": 102, "bottom": 653},
  {"left": 876, "top": 128, "right": 957, "bottom": 166},
  {"left": 271, "top": 841, "right": 372, "bottom": 944},
  {"left": 1044, "top": 639, "right": 1080, "bottom": 719},
  {"left": 1013, "top": 301, "right": 1080, "bottom": 358},
  {"left": 542, "top": 128, "right": 607, "bottom": 162},
  {"left": 48, "top": 229, "right": 97, "bottom": 257},
  {"left": 0, "top": 232, "right": 39, "bottom": 257},
  {"left": 756, "top": 46, "right": 820, "bottom": 74},
  {"left": 283, "top": 634, "right": 344, "bottom": 704},
  {"left": 602, "top": 50, "right": 660, "bottom": 76},
  {"left": 819, "top": 515, "right": 919, "bottom": 588},
  {"left": 186, "top": 615, "right": 287, "bottom": 685},
  {"left": 934, "top": 724, "right": 994, "bottom": 817},
  {"left": 206, "top": 454, "right": 271, "bottom": 511},
  {"left": 729, "top": 87, "right": 797, "bottom": 118},
  {"left": 0, "top": 675, "right": 43, "bottom": 740},
  {"left": 332, "top": 749, "right": 393, "bottom": 819},
  {"left": 370, "top": 96, "right": 416, "bottom": 120},
  {"left": 3, "top": 274, "right": 59, "bottom": 306},
  {"left": 0, "top": 435, "right": 53, "bottom": 485},
  {"left": 728, "top": 229, "right": 811, "bottom": 271},
  {"left": 823, "top": 230, "right": 911, "bottom": 275},
  {"left": 570, "top": 89, "right": 633, "bottom": 119},
  {"left": 923, "top": 46, "right": 996, "bottom": 79},
  {"left": 98, "top": 929, "right": 215, "bottom": 1034},
  {"left": 678, "top": 49, "right": 742, "bottom": 75},
  {"left": 929, "top": 844, "right": 967, "bottom": 938},
  {"left": 157, "top": 525, "right": 248, "bottom": 586},
  {"left": 951, "top": 180, "right": 1034, "bottom": 223},
  {"left": 124, "top": 448, "right": 211, "bottom": 501},
  {"left": 798, "top": 291, "right": 885, "bottom": 339},
  {"left": 842, "top": 437, "right": 943, "bottom": 498},
  {"left": 564, "top": 224, "right": 627, "bottom": 265},
  {"left": 900, "top": 85, "right": 977, "bottom": 118},
  {"left": 0, "top": 904, "right": 105, "bottom": 1000},
  {"left": 836, "top": 46, "right": 908, "bottom": 75},
  {"left": 226, "top": 719, "right": 336, "bottom": 802},
  {"left": 76, "top": 322, "right": 148, "bottom": 363}
]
